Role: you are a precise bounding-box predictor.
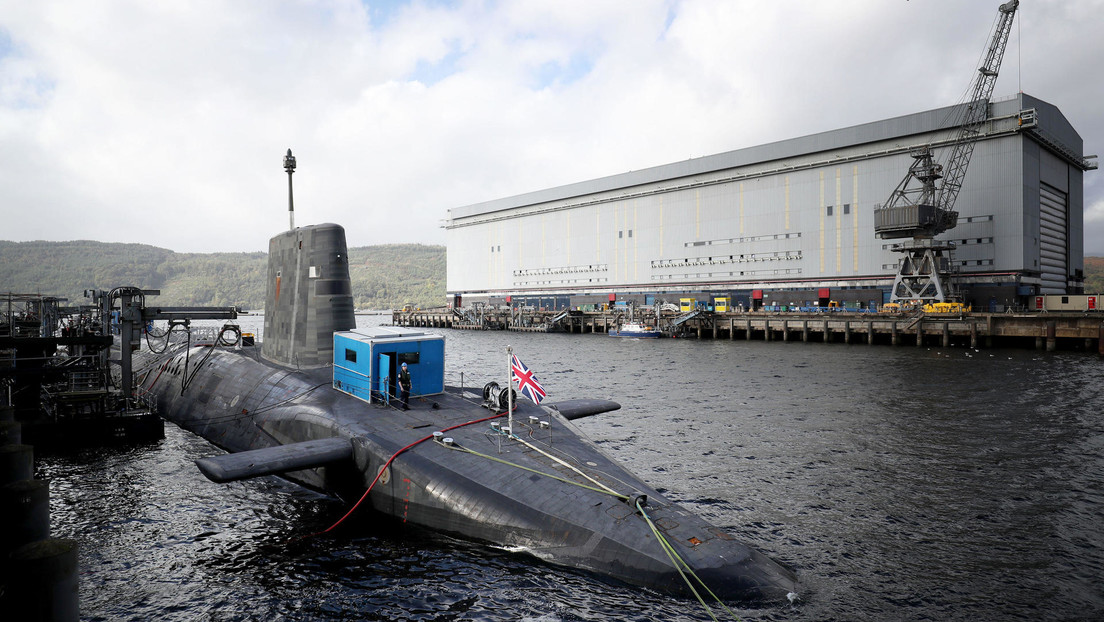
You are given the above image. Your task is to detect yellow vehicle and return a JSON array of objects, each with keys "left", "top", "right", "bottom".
[
  {"left": 922, "top": 302, "right": 971, "bottom": 314},
  {"left": 714, "top": 297, "right": 730, "bottom": 313},
  {"left": 880, "top": 302, "right": 902, "bottom": 313},
  {"left": 680, "top": 298, "right": 695, "bottom": 313}
]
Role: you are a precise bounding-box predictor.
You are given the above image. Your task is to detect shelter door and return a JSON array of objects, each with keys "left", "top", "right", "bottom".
[{"left": 378, "top": 353, "right": 392, "bottom": 405}]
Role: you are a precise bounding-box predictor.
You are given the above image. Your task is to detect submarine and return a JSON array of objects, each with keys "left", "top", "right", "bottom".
[{"left": 132, "top": 221, "right": 798, "bottom": 604}]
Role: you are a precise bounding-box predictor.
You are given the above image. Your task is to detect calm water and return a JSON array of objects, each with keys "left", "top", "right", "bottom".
[{"left": 37, "top": 315, "right": 1104, "bottom": 621}]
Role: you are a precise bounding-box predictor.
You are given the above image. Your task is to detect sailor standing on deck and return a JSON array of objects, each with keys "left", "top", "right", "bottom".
[{"left": 398, "top": 362, "right": 411, "bottom": 410}]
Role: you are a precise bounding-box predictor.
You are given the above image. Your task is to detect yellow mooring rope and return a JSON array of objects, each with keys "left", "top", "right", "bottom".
[
  {"left": 441, "top": 434, "right": 741, "bottom": 621},
  {"left": 635, "top": 498, "right": 741, "bottom": 622}
]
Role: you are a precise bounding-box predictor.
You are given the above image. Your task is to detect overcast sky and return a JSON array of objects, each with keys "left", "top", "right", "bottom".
[{"left": 2, "top": 0, "right": 1102, "bottom": 256}]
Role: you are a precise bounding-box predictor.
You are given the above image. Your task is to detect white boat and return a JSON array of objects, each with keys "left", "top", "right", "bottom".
[{"left": 609, "top": 322, "right": 662, "bottom": 338}]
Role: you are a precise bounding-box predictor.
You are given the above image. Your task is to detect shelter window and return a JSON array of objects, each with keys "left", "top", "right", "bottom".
[{"left": 345, "top": 348, "right": 356, "bottom": 363}]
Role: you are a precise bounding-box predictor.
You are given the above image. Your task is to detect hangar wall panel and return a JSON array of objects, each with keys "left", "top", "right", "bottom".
[{"left": 446, "top": 94, "right": 1089, "bottom": 301}]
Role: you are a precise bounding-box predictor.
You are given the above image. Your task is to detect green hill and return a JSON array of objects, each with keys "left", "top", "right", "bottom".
[
  {"left": 1086, "top": 257, "right": 1104, "bottom": 294},
  {"left": 0, "top": 240, "right": 445, "bottom": 311},
  {"left": 4, "top": 238, "right": 1098, "bottom": 307}
]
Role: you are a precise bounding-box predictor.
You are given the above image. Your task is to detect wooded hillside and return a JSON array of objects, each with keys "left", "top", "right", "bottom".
[
  {"left": 1085, "top": 257, "right": 1104, "bottom": 295},
  {"left": 0, "top": 240, "right": 446, "bottom": 311},
  {"left": 3, "top": 238, "right": 1100, "bottom": 308}
]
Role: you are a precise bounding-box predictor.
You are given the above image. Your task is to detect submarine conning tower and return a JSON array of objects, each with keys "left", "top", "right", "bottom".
[{"left": 262, "top": 223, "right": 356, "bottom": 367}]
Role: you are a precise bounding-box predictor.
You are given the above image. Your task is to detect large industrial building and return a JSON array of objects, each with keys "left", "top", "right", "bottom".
[{"left": 445, "top": 93, "right": 1095, "bottom": 311}]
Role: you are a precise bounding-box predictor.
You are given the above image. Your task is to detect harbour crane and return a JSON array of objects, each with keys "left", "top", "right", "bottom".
[{"left": 874, "top": 0, "right": 1019, "bottom": 304}]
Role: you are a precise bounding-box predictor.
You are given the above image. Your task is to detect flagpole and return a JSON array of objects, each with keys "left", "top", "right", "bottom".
[{"left": 506, "top": 345, "right": 514, "bottom": 435}]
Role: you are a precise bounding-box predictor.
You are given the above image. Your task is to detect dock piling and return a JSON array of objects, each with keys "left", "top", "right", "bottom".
[{"left": 6, "top": 538, "right": 80, "bottom": 621}]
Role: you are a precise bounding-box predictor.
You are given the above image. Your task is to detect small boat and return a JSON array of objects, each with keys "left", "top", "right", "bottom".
[{"left": 609, "top": 322, "right": 662, "bottom": 338}]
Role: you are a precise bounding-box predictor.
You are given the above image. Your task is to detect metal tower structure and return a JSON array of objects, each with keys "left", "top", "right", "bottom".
[{"left": 875, "top": 0, "right": 1019, "bottom": 304}]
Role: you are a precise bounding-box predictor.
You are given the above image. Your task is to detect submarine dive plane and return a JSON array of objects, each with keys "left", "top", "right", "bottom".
[{"left": 133, "top": 222, "right": 798, "bottom": 604}]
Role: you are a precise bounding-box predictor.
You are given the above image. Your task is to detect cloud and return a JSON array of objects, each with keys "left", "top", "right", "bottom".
[{"left": 1, "top": 0, "right": 1101, "bottom": 256}]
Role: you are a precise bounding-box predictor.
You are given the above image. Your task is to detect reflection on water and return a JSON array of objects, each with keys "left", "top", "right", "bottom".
[{"left": 37, "top": 315, "right": 1104, "bottom": 620}]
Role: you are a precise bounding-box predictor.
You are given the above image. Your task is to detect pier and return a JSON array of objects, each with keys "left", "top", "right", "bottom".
[
  {"left": 393, "top": 307, "right": 1104, "bottom": 352},
  {"left": 0, "top": 292, "right": 164, "bottom": 446}
]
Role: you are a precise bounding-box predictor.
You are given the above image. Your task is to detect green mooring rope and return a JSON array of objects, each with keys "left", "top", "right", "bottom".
[
  {"left": 444, "top": 435, "right": 740, "bottom": 620},
  {"left": 636, "top": 498, "right": 741, "bottom": 622},
  {"left": 450, "top": 443, "right": 630, "bottom": 501}
]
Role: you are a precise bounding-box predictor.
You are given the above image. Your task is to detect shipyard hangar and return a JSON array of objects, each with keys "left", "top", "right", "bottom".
[{"left": 445, "top": 91, "right": 1095, "bottom": 312}]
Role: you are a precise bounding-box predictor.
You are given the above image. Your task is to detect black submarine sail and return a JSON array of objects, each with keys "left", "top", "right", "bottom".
[{"left": 136, "top": 187, "right": 797, "bottom": 608}]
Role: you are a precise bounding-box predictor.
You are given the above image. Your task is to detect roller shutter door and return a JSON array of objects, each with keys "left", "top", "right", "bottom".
[{"left": 1039, "top": 182, "right": 1068, "bottom": 294}]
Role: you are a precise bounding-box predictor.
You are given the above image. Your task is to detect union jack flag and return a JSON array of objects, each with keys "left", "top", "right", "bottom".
[{"left": 511, "top": 354, "right": 547, "bottom": 405}]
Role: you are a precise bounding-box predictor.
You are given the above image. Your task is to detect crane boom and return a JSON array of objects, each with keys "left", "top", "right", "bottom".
[
  {"left": 936, "top": 0, "right": 1019, "bottom": 215},
  {"left": 874, "top": 0, "right": 1019, "bottom": 241},
  {"left": 875, "top": 0, "right": 1019, "bottom": 305}
]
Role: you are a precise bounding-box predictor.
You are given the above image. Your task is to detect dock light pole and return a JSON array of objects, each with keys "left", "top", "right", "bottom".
[{"left": 284, "top": 148, "right": 296, "bottom": 230}]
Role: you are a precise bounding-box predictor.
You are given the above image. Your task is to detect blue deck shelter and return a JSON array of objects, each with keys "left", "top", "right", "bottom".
[{"left": 333, "top": 327, "right": 444, "bottom": 404}]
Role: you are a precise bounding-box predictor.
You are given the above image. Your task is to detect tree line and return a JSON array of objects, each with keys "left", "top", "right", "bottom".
[
  {"left": 3, "top": 238, "right": 1101, "bottom": 309},
  {"left": 1085, "top": 257, "right": 1104, "bottom": 295},
  {"left": 0, "top": 240, "right": 446, "bottom": 311}
]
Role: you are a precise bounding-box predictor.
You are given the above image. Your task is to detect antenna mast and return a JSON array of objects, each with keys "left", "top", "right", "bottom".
[{"left": 284, "top": 148, "right": 296, "bottom": 230}]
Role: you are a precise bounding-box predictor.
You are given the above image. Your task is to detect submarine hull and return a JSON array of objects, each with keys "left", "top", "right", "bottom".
[
  {"left": 137, "top": 345, "right": 796, "bottom": 602},
  {"left": 131, "top": 222, "right": 797, "bottom": 602}
]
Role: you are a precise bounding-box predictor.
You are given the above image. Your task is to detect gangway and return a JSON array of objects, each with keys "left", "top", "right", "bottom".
[
  {"left": 669, "top": 309, "right": 705, "bottom": 329},
  {"left": 546, "top": 309, "right": 572, "bottom": 329}
]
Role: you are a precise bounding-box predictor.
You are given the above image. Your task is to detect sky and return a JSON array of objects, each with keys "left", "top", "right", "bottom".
[{"left": 1, "top": 0, "right": 1102, "bottom": 255}]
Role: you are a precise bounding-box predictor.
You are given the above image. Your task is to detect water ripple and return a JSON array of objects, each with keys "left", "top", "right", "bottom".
[{"left": 35, "top": 316, "right": 1104, "bottom": 621}]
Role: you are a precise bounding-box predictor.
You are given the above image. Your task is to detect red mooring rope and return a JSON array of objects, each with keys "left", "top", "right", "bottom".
[{"left": 303, "top": 409, "right": 511, "bottom": 539}]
